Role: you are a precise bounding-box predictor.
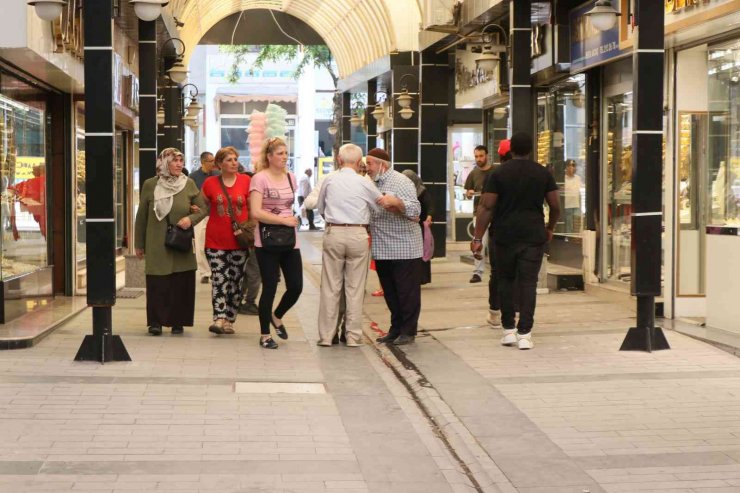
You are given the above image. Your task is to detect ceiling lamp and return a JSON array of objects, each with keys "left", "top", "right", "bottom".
[
  {"left": 584, "top": 0, "right": 621, "bottom": 32},
  {"left": 28, "top": 0, "right": 67, "bottom": 21},
  {"left": 130, "top": 0, "right": 169, "bottom": 22}
]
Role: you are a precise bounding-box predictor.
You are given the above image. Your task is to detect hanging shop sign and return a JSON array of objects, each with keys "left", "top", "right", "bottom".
[
  {"left": 454, "top": 49, "right": 499, "bottom": 109},
  {"left": 570, "top": 1, "right": 627, "bottom": 72},
  {"left": 665, "top": 0, "right": 711, "bottom": 14}
]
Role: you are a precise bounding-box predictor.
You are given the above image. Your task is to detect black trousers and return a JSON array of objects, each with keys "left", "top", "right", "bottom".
[
  {"left": 255, "top": 247, "right": 303, "bottom": 335},
  {"left": 487, "top": 237, "right": 500, "bottom": 311},
  {"left": 298, "top": 196, "right": 315, "bottom": 229},
  {"left": 495, "top": 242, "right": 545, "bottom": 334},
  {"left": 375, "top": 258, "right": 422, "bottom": 338}
]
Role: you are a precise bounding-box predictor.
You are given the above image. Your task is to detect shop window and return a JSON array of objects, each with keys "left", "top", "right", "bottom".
[
  {"left": 536, "top": 75, "right": 587, "bottom": 237},
  {"left": 0, "top": 73, "right": 50, "bottom": 279},
  {"left": 606, "top": 92, "right": 633, "bottom": 283},
  {"left": 707, "top": 42, "right": 740, "bottom": 227}
]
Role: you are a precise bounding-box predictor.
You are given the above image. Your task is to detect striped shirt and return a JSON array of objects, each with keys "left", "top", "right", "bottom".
[{"left": 369, "top": 169, "right": 423, "bottom": 260}]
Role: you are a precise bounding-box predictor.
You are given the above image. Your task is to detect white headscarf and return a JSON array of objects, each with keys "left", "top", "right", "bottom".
[{"left": 153, "top": 148, "right": 188, "bottom": 221}]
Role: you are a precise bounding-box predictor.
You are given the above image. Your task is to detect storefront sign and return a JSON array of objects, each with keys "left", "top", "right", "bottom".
[
  {"left": 52, "top": 0, "right": 83, "bottom": 59},
  {"left": 665, "top": 0, "right": 710, "bottom": 14},
  {"left": 570, "top": 1, "right": 626, "bottom": 72},
  {"left": 454, "top": 49, "right": 499, "bottom": 109}
]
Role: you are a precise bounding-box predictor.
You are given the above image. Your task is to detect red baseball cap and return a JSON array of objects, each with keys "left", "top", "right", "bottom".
[{"left": 497, "top": 139, "right": 511, "bottom": 157}]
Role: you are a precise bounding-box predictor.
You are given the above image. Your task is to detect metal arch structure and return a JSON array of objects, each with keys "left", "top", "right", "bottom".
[{"left": 165, "top": 0, "right": 421, "bottom": 78}]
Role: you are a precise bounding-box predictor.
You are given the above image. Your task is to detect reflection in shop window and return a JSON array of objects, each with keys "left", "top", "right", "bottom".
[
  {"left": 0, "top": 83, "right": 49, "bottom": 279},
  {"left": 707, "top": 42, "right": 740, "bottom": 227}
]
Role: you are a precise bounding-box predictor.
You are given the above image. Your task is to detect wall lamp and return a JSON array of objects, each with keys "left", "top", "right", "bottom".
[
  {"left": 476, "top": 23, "right": 508, "bottom": 72},
  {"left": 156, "top": 97, "right": 165, "bottom": 125},
  {"left": 181, "top": 83, "right": 202, "bottom": 118},
  {"left": 371, "top": 91, "right": 388, "bottom": 121},
  {"left": 584, "top": 0, "right": 621, "bottom": 32},
  {"left": 350, "top": 102, "right": 365, "bottom": 128},
  {"left": 396, "top": 74, "right": 418, "bottom": 120},
  {"left": 28, "top": 0, "right": 66, "bottom": 21},
  {"left": 130, "top": 0, "right": 169, "bottom": 22},
  {"left": 162, "top": 38, "right": 188, "bottom": 84}
]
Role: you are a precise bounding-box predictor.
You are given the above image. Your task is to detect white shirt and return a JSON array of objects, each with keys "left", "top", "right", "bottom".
[
  {"left": 298, "top": 173, "right": 312, "bottom": 197},
  {"left": 564, "top": 174, "right": 582, "bottom": 210},
  {"left": 317, "top": 168, "right": 382, "bottom": 225}
]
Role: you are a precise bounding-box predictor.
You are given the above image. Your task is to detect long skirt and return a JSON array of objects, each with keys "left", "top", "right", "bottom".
[{"left": 146, "top": 270, "right": 196, "bottom": 327}]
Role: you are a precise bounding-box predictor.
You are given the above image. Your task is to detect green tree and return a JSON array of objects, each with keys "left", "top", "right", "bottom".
[{"left": 222, "top": 45, "right": 342, "bottom": 153}]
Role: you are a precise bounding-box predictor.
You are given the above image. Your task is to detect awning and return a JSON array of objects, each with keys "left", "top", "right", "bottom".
[{"left": 214, "top": 94, "right": 298, "bottom": 118}]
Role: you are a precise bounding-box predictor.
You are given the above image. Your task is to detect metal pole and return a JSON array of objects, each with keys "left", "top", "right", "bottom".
[
  {"left": 138, "top": 19, "right": 158, "bottom": 187},
  {"left": 510, "top": 0, "right": 533, "bottom": 136},
  {"left": 75, "top": 0, "right": 131, "bottom": 363},
  {"left": 620, "top": 0, "right": 670, "bottom": 352}
]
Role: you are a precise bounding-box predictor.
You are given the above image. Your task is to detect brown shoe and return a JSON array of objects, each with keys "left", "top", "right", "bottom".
[
  {"left": 209, "top": 319, "right": 225, "bottom": 335},
  {"left": 223, "top": 321, "right": 235, "bottom": 334}
]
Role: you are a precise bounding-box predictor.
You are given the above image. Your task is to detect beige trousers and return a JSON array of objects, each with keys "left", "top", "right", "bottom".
[
  {"left": 194, "top": 216, "right": 210, "bottom": 278},
  {"left": 318, "top": 226, "right": 370, "bottom": 345}
]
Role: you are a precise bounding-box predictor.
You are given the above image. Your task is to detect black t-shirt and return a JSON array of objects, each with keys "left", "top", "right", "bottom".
[{"left": 484, "top": 159, "right": 558, "bottom": 245}]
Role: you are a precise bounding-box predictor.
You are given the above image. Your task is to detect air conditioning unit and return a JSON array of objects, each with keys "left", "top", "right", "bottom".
[{"left": 423, "top": 0, "right": 462, "bottom": 31}]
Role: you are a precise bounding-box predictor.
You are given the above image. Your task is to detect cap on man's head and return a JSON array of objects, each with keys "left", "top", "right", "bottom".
[
  {"left": 497, "top": 139, "right": 511, "bottom": 157},
  {"left": 367, "top": 148, "right": 390, "bottom": 162}
]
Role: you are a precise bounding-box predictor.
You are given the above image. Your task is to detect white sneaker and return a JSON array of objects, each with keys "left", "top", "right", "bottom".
[
  {"left": 501, "top": 328, "right": 517, "bottom": 346},
  {"left": 487, "top": 309, "right": 502, "bottom": 328},
  {"left": 517, "top": 332, "right": 533, "bottom": 350}
]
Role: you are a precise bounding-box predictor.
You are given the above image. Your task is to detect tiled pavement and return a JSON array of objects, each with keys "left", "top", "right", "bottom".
[{"left": 3, "top": 233, "right": 740, "bottom": 492}]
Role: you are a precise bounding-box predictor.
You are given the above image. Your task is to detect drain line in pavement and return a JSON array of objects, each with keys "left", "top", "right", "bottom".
[{"left": 366, "top": 337, "right": 486, "bottom": 493}]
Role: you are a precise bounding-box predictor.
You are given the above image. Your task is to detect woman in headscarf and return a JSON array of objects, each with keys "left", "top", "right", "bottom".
[
  {"left": 402, "top": 169, "right": 434, "bottom": 285},
  {"left": 135, "top": 148, "right": 207, "bottom": 336}
]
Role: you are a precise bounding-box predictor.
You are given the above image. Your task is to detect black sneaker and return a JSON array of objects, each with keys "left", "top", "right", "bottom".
[
  {"left": 260, "top": 337, "right": 278, "bottom": 349},
  {"left": 148, "top": 325, "right": 162, "bottom": 336},
  {"left": 171, "top": 326, "right": 184, "bottom": 335},
  {"left": 271, "top": 316, "right": 288, "bottom": 340},
  {"left": 469, "top": 274, "right": 482, "bottom": 283}
]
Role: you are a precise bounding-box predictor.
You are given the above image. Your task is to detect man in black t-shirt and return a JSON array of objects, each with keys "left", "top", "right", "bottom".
[{"left": 471, "top": 133, "right": 560, "bottom": 350}]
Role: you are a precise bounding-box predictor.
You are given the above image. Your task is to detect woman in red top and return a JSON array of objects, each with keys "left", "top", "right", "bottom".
[{"left": 201, "top": 146, "right": 251, "bottom": 335}]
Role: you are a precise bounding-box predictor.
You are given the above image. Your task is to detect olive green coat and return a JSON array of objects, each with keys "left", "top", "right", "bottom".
[{"left": 134, "top": 177, "right": 207, "bottom": 276}]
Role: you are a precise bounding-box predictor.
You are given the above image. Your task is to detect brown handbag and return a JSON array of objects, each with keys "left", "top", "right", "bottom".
[{"left": 218, "top": 176, "right": 255, "bottom": 249}]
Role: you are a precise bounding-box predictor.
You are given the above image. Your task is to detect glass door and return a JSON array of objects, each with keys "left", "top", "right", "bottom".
[{"left": 605, "top": 92, "right": 633, "bottom": 283}]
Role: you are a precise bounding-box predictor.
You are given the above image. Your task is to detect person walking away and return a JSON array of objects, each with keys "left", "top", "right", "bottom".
[
  {"left": 402, "top": 170, "right": 434, "bottom": 285},
  {"left": 189, "top": 151, "right": 220, "bottom": 284},
  {"left": 472, "top": 133, "right": 560, "bottom": 350},
  {"left": 466, "top": 145, "right": 495, "bottom": 283},
  {"left": 298, "top": 168, "right": 318, "bottom": 230},
  {"left": 201, "top": 146, "right": 252, "bottom": 335},
  {"left": 316, "top": 144, "right": 382, "bottom": 346},
  {"left": 249, "top": 137, "right": 303, "bottom": 349},
  {"left": 135, "top": 148, "right": 207, "bottom": 336},
  {"left": 365, "top": 148, "right": 423, "bottom": 346}
]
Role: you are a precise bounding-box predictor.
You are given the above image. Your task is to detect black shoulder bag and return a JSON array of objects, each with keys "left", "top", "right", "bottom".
[
  {"left": 164, "top": 213, "right": 194, "bottom": 252},
  {"left": 259, "top": 173, "right": 296, "bottom": 252},
  {"left": 219, "top": 176, "right": 255, "bottom": 249}
]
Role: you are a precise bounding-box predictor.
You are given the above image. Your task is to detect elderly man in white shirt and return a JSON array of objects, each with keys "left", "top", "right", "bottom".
[{"left": 316, "top": 144, "right": 385, "bottom": 346}]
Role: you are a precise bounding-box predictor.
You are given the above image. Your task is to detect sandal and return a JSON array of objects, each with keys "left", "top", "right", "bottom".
[
  {"left": 209, "top": 319, "right": 225, "bottom": 335},
  {"left": 260, "top": 336, "right": 278, "bottom": 349},
  {"left": 223, "top": 321, "right": 235, "bottom": 335}
]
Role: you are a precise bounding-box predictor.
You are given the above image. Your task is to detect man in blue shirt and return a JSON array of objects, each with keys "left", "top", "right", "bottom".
[{"left": 190, "top": 152, "right": 219, "bottom": 283}]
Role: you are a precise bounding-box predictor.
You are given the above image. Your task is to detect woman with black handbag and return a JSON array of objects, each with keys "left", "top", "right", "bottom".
[
  {"left": 249, "top": 137, "right": 302, "bottom": 349},
  {"left": 201, "top": 146, "right": 252, "bottom": 335},
  {"left": 135, "top": 148, "right": 207, "bottom": 336}
]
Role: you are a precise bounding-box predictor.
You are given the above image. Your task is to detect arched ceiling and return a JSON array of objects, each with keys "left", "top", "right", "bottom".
[{"left": 165, "top": 0, "right": 421, "bottom": 79}]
